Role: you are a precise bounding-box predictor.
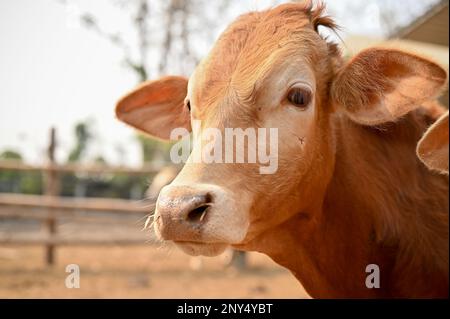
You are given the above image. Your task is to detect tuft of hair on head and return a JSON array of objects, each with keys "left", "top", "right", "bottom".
[
  {"left": 303, "top": 0, "right": 339, "bottom": 32},
  {"left": 301, "top": 0, "right": 343, "bottom": 66},
  {"left": 302, "top": 0, "right": 343, "bottom": 55}
]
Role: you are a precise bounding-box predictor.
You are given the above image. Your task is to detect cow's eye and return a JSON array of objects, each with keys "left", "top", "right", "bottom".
[{"left": 287, "top": 88, "right": 311, "bottom": 109}]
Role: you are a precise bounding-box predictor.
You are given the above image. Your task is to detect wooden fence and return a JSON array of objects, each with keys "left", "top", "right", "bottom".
[{"left": 0, "top": 128, "right": 162, "bottom": 265}]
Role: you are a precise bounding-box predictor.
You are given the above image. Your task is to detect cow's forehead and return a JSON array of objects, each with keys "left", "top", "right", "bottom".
[{"left": 189, "top": 4, "right": 326, "bottom": 111}]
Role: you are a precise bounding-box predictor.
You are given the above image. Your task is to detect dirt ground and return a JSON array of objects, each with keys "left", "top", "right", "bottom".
[{"left": 0, "top": 245, "right": 309, "bottom": 298}]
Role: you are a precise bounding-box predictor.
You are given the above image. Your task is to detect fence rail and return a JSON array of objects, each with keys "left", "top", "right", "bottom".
[
  {"left": 0, "top": 237, "right": 152, "bottom": 246},
  {"left": 0, "top": 160, "right": 163, "bottom": 175},
  {"left": 0, "top": 209, "right": 146, "bottom": 225},
  {"left": 0, "top": 193, "right": 153, "bottom": 213}
]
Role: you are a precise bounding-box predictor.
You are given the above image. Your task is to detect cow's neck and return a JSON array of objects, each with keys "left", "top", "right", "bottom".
[
  {"left": 247, "top": 113, "right": 448, "bottom": 298},
  {"left": 247, "top": 190, "right": 386, "bottom": 298}
]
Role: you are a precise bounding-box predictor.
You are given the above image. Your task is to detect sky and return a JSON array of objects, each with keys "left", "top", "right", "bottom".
[{"left": 0, "top": 0, "right": 442, "bottom": 167}]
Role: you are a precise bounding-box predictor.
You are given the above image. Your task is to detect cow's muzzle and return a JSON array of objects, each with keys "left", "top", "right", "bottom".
[{"left": 153, "top": 183, "right": 249, "bottom": 256}]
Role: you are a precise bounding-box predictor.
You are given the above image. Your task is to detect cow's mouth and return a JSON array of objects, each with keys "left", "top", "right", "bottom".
[{"left": 173, "top": 240, "right": 228, "bottom": 257}]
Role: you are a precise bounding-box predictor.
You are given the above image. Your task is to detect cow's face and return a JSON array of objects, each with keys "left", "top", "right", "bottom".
[{"left": 116, "top": 3, "right": 447, "bottom": 256}]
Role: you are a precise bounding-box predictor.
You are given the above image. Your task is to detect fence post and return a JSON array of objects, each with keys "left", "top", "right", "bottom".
[{"left": 44, "top": 127, "right": 59, "bottom": 266}]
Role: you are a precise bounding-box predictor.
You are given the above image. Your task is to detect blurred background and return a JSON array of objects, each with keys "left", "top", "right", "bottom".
[{"left": 0, "top": 0, "right": 448, "bottom": 298}]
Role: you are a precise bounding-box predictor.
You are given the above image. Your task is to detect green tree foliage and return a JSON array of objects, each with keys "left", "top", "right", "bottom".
[
  {"left": 0, "top": 150, "right": 22, "bottom": 161},
  {"left": 19, "top": 172, "right": 43, "bottom": 194},
  {"left": 136, "top": 134, "right": 174, "bottom": 163},
  {"left": 0, "top": 149, "right": 43, "bottom": 194},
  {"left": 62, "top": 121, "right": 92, "bottom": 197},
  {"left": 0, "top": 150, "right": 23, "bottom": 192},
  {"left": 67, "top": 122, "right": 92, "bottom": 162}
]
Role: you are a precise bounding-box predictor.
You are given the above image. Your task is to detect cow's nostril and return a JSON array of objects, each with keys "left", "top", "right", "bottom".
[
  {"left": 186, "top": 193, "right": 212, "bottom": 223},
  {"left": 186, "top": 192, "right": 212, "bottom": 223},
  {"left": 187, "top": 205, "right": 210, "bottom": 223}
]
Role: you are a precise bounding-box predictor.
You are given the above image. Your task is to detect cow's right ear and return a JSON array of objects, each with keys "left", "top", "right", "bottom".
[
  {"left": 417, "top": 111, "right": 449, "bottom": 174},
  {"left": 115, "top": 76, "right": 191, "bottom": 140}
]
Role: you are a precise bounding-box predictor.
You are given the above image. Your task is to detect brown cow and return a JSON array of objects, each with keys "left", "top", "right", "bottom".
[
  {"left": 116, "top": 2, "right": 448, "bottom": 298},
  {"left": 417, "top": 111, "right": 449, "bottom": 174}
]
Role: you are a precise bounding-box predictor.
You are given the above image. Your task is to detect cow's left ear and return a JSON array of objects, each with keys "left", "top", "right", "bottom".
[
  {"left": 417, "top": 111, "right": 449, "bottom": 174},
  {"left": 331, "top": 48, "right": 447, "bottom": 126},
  {"left": 115, "top": 76, "right": 190, "bottom": 140}
]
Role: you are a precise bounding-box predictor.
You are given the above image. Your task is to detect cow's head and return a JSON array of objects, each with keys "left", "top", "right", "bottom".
[{"left": 116, "top": 3, "right": 447, "bottom": 256}]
